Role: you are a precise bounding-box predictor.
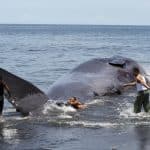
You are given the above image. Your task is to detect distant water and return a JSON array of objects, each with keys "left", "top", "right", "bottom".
[{"left": 0, "top": 24, "right": 150, "bottom": 150}]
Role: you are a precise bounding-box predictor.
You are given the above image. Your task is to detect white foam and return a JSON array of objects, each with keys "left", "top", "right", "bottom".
[
  {"left": 3, "top": 107, "right": 17, "bottom": 113},
  {"left": 58, "top": 114, "right": 73, "bottom": 119},
  {"left": 1, "top": 128, "right": 20, "bottom": 144},
  {"left": 0, "top": 116, "right": 5, "bottom": 122},
  {"left": 2, "top": 107, "right": 29, "bottom": 121},
  {"left": 2, "top": 128, "right": 18, "bottom": 140},
  {"left": 43, "top": 102, "right": 76, "bottom": 115},
  {"left": 126, "top": 93, "right": 136, "bottom": 97},
  {"left": 65, "top": 121, "right": 120, "bottom": 128},
  {"left": 86, "top": 99, "right": 104, "bottom": 105}
]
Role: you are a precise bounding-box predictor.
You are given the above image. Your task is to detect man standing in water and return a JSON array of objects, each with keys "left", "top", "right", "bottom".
[
  {"left": 124, "top": 67, "right": 150, "bottom": 113},
  {"left": 0, "top": 76, "right": 11, "bottom": 115}
]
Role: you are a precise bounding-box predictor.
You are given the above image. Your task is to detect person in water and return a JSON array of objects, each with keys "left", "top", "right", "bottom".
[
  {"left": 67, "top": 97, "right": 87, "bottom": 109},
  {"left": 124, "top": 67, "right": 150, "bottom": 113},
  {"left": 0, "top": 76, "right": 11, "bottom": 115},
  {"left": 56, "top": 97, "right": 87, "bottom": 109}
]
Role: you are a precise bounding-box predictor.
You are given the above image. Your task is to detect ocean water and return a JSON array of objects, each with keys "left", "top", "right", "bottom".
[{"left": 0, "top": 24, "right": 150, "bottom": 150}]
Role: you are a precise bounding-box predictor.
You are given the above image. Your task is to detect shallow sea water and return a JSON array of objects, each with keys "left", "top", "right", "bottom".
[{"left": 0, "top": 24, "right": 150, "bottom": 150}]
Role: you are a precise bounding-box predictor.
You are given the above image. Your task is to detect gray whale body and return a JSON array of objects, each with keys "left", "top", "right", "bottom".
[
  {"left": 48, "top": 56, "right": 149, "bottom": 101},
  {"left": 0, "top": 56, "right": 149, "bottom": 115}
]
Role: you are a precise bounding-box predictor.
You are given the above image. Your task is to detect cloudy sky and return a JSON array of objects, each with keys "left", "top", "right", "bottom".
[{"left": 0, "top": 0, "right": 150, "bottom": 25}]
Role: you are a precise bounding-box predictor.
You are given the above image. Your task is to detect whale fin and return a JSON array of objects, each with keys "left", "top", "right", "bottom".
[{"left": 0, "top": 68, "right": 49, "bottom": 115}]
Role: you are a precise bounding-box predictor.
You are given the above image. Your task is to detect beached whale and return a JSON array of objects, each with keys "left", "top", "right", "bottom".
[
  {"left": 0, "top": 56, "right": 149, "bottom": 115},
  {"left": 48, "top": 56, "right": 149, "bottom": 101}
]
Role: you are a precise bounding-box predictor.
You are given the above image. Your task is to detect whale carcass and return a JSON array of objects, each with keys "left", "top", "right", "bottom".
[
  {"left": 48, "top": 56, "right": 149, "bottom": 101},
  {"left": 0, "top": 56, "right": 149, "bottom": 115}
]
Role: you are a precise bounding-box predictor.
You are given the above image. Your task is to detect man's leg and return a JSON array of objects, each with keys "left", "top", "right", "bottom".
[
  {"left": 134, "top": 95, "right": 143, "bottom": 113},
  {"left": 143, "top": 92, "right": 150, "bottom": 112},
  {"left": 0, "top": 96, "right": 4, "bottom": 115}
]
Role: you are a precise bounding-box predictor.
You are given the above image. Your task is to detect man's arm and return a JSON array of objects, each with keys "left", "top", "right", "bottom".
[
  {"left": 123, "top": 81, "right": 136, "bottom": 87},
  {"left": 137, "top": 75, "right": 150, "bottom": 89}
]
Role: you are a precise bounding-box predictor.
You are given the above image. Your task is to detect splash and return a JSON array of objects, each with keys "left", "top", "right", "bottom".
[
  {"left": 86, "top": 98, "right": 105, "bottom": 105},
  {"left": 43, "top": 100, "right": 76, "bottom": 114},
  {"left": 2, "top": 107, "right": 29, "bottom": 121},
  {"left": 42, "top": 100, "right": 77, "bottom": 119},
  {"left": 119, "top": 102, "right": 150, "bottom": 119},
  {"left": 43, "top": 98, "right": 105, "bottom": 115}
]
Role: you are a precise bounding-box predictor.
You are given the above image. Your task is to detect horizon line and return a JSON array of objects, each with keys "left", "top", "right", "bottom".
[{"left": 0, "top": 23, "right": 150, "bottom": 26}]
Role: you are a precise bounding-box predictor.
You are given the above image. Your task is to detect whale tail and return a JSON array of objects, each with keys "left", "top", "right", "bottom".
[{"left": 0, "top": 68, "right": 49, "bottom": 115}]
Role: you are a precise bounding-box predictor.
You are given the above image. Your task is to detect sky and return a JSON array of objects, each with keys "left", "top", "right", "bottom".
[{"left": 0, "top": 0, "right": 150, "bottom": 25}]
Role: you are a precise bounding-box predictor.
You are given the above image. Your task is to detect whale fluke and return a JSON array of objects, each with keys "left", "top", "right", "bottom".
[{"left": 0, "top": 68, "right": 49, "bottom": 115}]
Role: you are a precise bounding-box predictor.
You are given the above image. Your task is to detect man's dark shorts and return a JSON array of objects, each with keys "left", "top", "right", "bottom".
[{"left": 134, "top": 90, "right": 150, "bottom": 113}]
